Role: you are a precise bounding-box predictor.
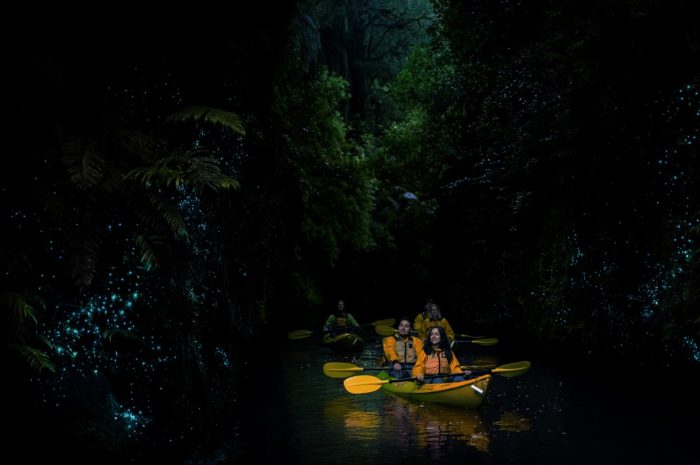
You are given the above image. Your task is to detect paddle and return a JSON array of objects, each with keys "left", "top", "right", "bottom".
[
  {"left": 343, "top": 361, "right": 531, "bottom": 394},
  {"left": 323, "top": 361, "right": 497, "bottom": 379},
  {"left": 453, "top": 337, "right": 499, "bottom": 346},
  {"left": 457, "top": 333, "right": 486, "bottom": 339},
  {"left": 377, "top": 326, "right": 497, "bottom": 346},
  {"left": 374, "top": 325, "right": 398, "bottom": 337},
  {"left": 288, "top": 318, "right": 396, "bottom": 340}
]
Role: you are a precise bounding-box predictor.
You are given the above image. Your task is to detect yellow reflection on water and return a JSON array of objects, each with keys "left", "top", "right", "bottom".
[
  {"left": 422, "top": 403, "right": 490, "bottom": 452},
  {"left": 381, "top": 397, "right": 491, "bottom": 453},
  {"left": 323, "top": 397, "right": 381, "bottom": 440}
]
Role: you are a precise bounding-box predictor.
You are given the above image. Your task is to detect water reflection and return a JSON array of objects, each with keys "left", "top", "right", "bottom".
[
  {"left": 416, "top": 402, "right": 490, "bottom": 453},
  {"left": 322, "top": 390, "right": 510, "bottom": 455},
  {"left": 323, "top": 397, "right": 381, "bottom": 440}
]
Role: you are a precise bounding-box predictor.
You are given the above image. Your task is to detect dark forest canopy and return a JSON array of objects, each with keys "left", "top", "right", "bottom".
[{"left": 4, "top": 0, "right": 700, "bottom": 462}]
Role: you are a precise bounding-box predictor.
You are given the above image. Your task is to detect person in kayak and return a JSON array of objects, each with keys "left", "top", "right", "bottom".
[
  {"left": 413, "top": 298, "right": 433, "bottom": 339},
  {"left": 323, "top": 299, "right": 359, "bottom": 336},
  {"left": 383, "top": 316, "right": 424, "bottom": 378},
  {"left": 418, "top": 302, "right": 456, "bottom": 344},
  {"left": 412, "top": 326, "right": 470, "bottom": 383}
]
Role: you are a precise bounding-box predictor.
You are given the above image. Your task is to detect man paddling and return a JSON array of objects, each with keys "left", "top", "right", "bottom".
[
  {"left": 323, "top": 299, "right": 359, "bottom": 336},
  {"left": 382, "top": 317, "right": 424, "bottom": 378}
]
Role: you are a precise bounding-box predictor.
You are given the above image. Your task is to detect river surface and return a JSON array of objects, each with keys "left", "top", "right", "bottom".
[{"left": 247, "top": 335, "right": 699, "bottom": 465}]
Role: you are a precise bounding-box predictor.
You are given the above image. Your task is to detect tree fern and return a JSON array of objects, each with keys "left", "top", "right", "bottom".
[
  {"left": 187, "top": 155, "right": 240, "bottom": 192},
  {"left": 166, "top": 106, "right": 245, "bottom": 135},
  {"left": 2, "top": 291, "right": 38, "bottom": 325},
  {"left": 143, "top": 192, "right": 189, "bottom": 239},
  {"left": 69, "top": 230, "right": 102, "bottom": 289},
  {"left": 117, "top": 129, "right": 158, "bottom": 163},
  {"left": 126, "top": 152, "right": 240, "bottom": 192},
  {"left": 135, "top": 234, "right": 161, "bottom": 271},
  {"left": 15, "top": 345, "right": 56, "bottom": 373},
  {"left": 125, "top": 165, "right": 187, "bottom": 188},
  {"left": 62, "top": 138, "right": 106, "bottom": 190}
]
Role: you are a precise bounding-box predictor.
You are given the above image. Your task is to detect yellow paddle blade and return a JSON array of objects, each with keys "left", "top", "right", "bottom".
[
  {"left": 374, "top": 325, "right": 397, "bottom": 337},
  {"left": 343, "top": 375, "right": 389, "bottom": 394},
  {"left": 323, "top": 362, "right": 364, "bottom": 379},
  {"left": 371, "top": 318, "right": 395, "bottom": 326},
  {"left": 492, "top": 361, "right": 531, "bottom": 378},
  {"left": 457, "top": 333, "right": 486, "bottom": 339},
  {"left": 460, "top": 363, "right": 497, "bottom": 370},
  {"left": 288, "top": 329, "right": 314, "bottom": 340},
  {"left": 470, "top": 338, "right": 499, "bottom": 346}
]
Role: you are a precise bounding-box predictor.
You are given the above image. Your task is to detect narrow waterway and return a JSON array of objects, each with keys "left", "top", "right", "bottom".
[{"left": 247, "top": 333, "right": 699, "bottom": 465}]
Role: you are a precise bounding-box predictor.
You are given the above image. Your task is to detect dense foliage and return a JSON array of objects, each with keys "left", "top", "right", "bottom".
[{"left": 4, "top": 0, "right": 700, "bottom": 462}]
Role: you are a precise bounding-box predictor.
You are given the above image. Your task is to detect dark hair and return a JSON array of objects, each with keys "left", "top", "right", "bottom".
[
  {"left": 423, "top": 326, "right": 453, "bottom": 363},
  {"left": 398, "top": 316, "right": 412, "bottom": 326}
]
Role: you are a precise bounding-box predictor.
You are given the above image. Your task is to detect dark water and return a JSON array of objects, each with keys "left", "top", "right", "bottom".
[{"left": 256, "top": 335, "right": 700, "bottom": 465}]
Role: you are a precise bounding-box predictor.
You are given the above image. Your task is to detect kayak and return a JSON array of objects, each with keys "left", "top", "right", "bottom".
[
  {"left": 375, "top": 371, "right": 491, "bottom": 408},
  {"left": 323, "top": 332, "right": 364, "bottom": 352}
]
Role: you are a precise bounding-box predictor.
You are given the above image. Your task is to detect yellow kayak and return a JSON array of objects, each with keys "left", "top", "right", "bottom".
[
  {"left": 322, "top": 332, "right": 364, "bottom": 352},
  {"left": 376, "top": 371, "right": 491, "bottom": 408}
]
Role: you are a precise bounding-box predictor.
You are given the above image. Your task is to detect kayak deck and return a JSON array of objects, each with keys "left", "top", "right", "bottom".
[
  {"left": 323, "top": 332, "right": 365, "bottom": 352},
  {"left": 376, "top": 371, "right": 491, "bottom": 408}
]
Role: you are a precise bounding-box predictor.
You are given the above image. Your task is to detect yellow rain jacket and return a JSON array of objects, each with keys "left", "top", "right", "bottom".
[
  {"left": 383, "top": 334, "right": 424, "bottom": 365},
  {"left": 412, "top": 348, "right": 462, "bottom": 377},
  {"left": 413, "top": 312, "right": 427, "bottom": 337},
  {"left": 420, "top": 318, "right": 455, "bottom": 341}
]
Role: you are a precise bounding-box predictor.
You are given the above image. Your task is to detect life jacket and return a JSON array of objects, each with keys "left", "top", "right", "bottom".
[
  {"left": 393, "top": 335, "right": 418, "bottom": 364},
  {"left": 333, "top": 315, "right": 348, "bottom": 327},
  {"left": 424, "top": 349, "right": 452, "bottom": 375}
]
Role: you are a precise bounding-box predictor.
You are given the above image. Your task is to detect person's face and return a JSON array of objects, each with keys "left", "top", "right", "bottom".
[
  {"left": 430, "top": 305, "right": 439, "bottom": 318},
  {"left": 429, "top": 327, "right": 441, "bottom": 345},
  {"left": 397, "top": 320, "right": 411, "bottom": 336},
  {"left": 337, "top": 301, "right": 345, "bottom": 311}
]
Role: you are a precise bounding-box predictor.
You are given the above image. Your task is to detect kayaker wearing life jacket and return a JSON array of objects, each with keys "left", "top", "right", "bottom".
[
  {"left": 383, "top": 317, "right": 424, "bottom": 378},
  {"left": 419, "top": 302, "right": 455, "bottom": 344},
  {"left": 413, "top": 299, "right": 433, "bottom": 339},
  {"left": 412, "top": 326, "right": 470, "bottom": 383},
  {"left": 323, "top": 300, "right": 359, "bottom": 336}
]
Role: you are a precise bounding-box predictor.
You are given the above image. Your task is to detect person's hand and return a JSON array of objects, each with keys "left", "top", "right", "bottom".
[
  {"left": 393, "top": 362, "right": 402, "bottom": 372},
  {"left": 463, "top": 370, "right": 472, "bottom": 376},
  {"left": 416, "top": 374, "right": 425, "bottom": 383}
]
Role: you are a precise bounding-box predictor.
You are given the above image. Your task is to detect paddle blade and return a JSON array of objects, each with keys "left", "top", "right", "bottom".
[
  {"left": 453, "top": 337, "right": 498, "bottom": 345},
  {"left": 470, "top": 338, "right": 499, "bottom": 346},
  {"left": 323, "top": 362, "right": 364, "bottom": 379},
  {"left": 457, "top": 334, "right": 486, "bottom": 339},
  {"left": 492, "top": 361, "right": 531, "bottom": 378},
  {"left": 371, "top": 318, "right": 396, "bottom": 327},
  {"left": 288, "top": 329, "right": 314, "bottom": 340},
  {"left": 343, "top": 375, "right": 388, "bottom": 394},
  {"left": 374, "top": 325, "right": 397, "bottom": 337}
]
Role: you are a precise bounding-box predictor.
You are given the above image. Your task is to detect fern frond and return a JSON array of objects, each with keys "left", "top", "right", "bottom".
[
  {"left": 187, "top": 156, "right": 224, "bottom": 191},
  {"left": 15, "top": 345, "right": 56, "bottom": 373},
  {"left": 118, "top": 130, "right": 158, "bottom": 162},
  {"left": 145, "top": 192, "right": 189, "bottom": 239},
  {"left": 219, "top": 176, "right": 241, "bottom": 190},
  {"left": 135, "top": 235, "right": 162, "bottom": 271},
  {"left": 2, "top": 291, "right": 38, "bottom": 325},
  {"left": 70, "top": 231, "right": 102, "bottom": 289},
  {"left": 166, "top": 106, "right": 245, "bottom": 135},
  {"left": 186, "top": 155, "right": 241, "bottom": 192},
  {"left": 125, "top": 166, "right": 186, "bottom": 188},
  {"left": 36, "top": 334, "right": 53, "bottom": 350},
  {"left": 62, "top": 138, "right": 106, "bottom": 190}
]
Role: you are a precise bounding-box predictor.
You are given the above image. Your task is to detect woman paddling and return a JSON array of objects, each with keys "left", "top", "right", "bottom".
[{"left": 412, "top": 326, "right": 470, "bottom": 383}]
